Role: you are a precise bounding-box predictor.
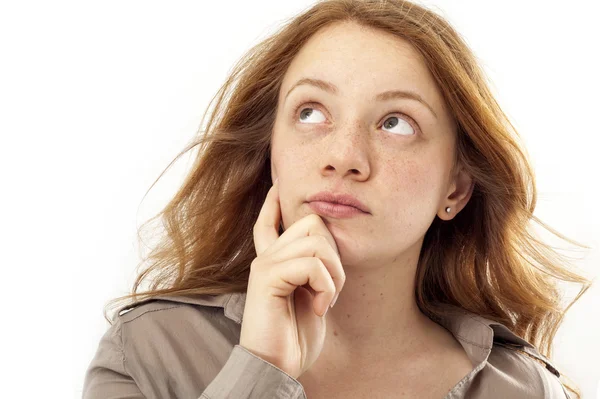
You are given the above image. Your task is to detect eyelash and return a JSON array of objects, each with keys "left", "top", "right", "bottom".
[{"left": 292, "top": 101, "right": 421, "bottom": 135}]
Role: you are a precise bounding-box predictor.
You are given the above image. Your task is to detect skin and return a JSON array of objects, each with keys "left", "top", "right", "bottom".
[{"left": 269, "top": 20, "right": 475, "bottom": 378}]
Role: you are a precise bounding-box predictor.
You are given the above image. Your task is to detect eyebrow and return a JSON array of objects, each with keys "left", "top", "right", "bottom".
[{"left": 284, "top": 77, "right": 438, "bottom": 119}]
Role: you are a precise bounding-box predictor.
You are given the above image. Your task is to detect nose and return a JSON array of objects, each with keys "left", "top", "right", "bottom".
[{"left": 321, "top": 121, "right": 371, "bottom": 180}]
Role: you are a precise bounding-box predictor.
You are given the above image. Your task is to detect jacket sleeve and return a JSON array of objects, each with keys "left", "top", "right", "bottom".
[
  {"left": 200, "top": 345, "right": 306, "bottom": 399},
  {"left": 83, "top": 318, "right": 306, "bottom": 399}
]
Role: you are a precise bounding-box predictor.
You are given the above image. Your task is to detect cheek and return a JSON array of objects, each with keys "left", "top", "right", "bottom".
[
  {"left": 273, "top": 143, "right": 311, "bottom": 176},
  {"left": 270, "top": 146, "right": 307, "bottom": 198},
  {"left": 385, "top": 159, "right": 443, "bottom": 221},
  {"left": 387, "top": 160, "right": 436, "bottom": 195}
]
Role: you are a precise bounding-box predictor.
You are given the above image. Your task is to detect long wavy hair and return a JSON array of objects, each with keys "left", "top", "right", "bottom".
[{"left": 103, "top": 1, "right": 593, "bottom": 397}]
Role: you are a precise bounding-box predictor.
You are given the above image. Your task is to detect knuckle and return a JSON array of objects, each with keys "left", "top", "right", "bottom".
[
  {"left": 315, "top": 234, "right": 329, "bottom": 247},
  {"left": 317, "top": 259, "right": 330, "bottom": 276},
  {"left": 312, "top": 256, "right": 324, "bottom": 269}
]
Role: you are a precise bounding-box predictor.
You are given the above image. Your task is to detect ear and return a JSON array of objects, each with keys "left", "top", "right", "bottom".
[{"left": 440, "top": 167, "right": 474, "bottom": 220}]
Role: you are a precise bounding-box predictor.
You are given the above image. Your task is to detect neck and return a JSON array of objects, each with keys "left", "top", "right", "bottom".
[{"left": 322, "top": 241, "right": 438, "bottom": 363}]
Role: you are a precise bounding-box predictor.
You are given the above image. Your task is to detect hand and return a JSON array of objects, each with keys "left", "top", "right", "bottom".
[{"left": 238, "top": 178, "right": 346, "bottom": 380}]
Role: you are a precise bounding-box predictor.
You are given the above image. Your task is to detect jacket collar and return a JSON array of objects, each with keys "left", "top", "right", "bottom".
[{"left": 117, "top": 291, "right": 560, "bottom": 377}]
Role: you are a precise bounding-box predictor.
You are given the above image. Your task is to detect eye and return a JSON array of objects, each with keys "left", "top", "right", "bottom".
[
  {"left": 293, "top": 101, "right": 419, "bottom": 136},
  {"left": 381, "top": 114, "right": 416, "bottom": 136},
  {"left": 296, "top": 104, "right": 326, "bottom": 124}
]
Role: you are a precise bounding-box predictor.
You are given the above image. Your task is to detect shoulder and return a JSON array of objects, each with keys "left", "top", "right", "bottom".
[
  {"left": 109, "top": 293, "right": 305, "bottom": 398},
  {"left": 480, "top": 342, "right": 570, "bottom": 398},
  {"left": 115, "top": 294, "right": 240, "bottom": 349},
  {"left": 105, "top": 292, "right": 246, "bottom": 362},
  {"left": 84, "top": 294, "right": 236, "bottom": 398},
  {"left": 118, "top": 296, "right": 222, "bottom": 326},
  {"left": 432, "top": 303, "right": 571, "bottom": 398},
  {"left": 111, "top": 294, "right": 242, "bottom": 391}
]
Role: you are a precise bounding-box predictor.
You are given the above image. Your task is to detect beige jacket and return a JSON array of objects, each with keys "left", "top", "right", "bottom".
[{"left": 82, "top": 292, "right": 571, "bottom": 398}]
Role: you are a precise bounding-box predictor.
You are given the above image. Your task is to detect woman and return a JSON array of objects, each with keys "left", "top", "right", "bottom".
[{"left": 83, "top": 1, "right": 592, "bottom": 398}]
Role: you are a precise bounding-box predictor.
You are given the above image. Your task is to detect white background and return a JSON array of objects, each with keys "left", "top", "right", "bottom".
[{"left": 0, "top": 0, "right": 598, "bottom": 398}]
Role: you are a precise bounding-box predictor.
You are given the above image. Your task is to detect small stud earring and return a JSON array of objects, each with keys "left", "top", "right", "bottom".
[{"left": 445, "top": 206, "right": 451, "bottom": 213}]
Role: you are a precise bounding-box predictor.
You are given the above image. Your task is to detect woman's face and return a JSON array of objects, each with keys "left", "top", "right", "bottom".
[{"left": 270, "top": 21, "right": 471, "bottom": 268}]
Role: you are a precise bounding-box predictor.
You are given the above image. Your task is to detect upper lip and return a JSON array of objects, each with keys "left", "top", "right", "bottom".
[{"left": 307, "top": 191, "right": 370, "bottom": 213}]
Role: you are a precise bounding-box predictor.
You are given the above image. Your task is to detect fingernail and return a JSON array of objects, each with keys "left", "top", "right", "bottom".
[{"left": 330, "top": 292, "right": 340, "bottom": 308}]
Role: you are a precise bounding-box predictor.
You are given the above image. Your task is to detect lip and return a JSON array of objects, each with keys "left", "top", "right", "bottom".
[
  {"left": 306, "top": 191, "right": 370, "bottom": 214},
  {"left": 308, "top": 201, "right": 367, "bottom": 218}
]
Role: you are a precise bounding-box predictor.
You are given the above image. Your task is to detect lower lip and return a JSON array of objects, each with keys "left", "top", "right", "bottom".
[{"left": 308, "top": 201, "right": 367, "bottom": 218}]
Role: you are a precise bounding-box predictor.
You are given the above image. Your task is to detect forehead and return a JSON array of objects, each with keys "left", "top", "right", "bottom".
[{"left": 279, "top": 22, "right": 445, "bottom": 112}]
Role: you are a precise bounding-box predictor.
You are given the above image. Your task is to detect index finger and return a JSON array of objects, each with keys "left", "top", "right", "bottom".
[{"left": 253, "top": 178, "right": 281, "bottom": 256}]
